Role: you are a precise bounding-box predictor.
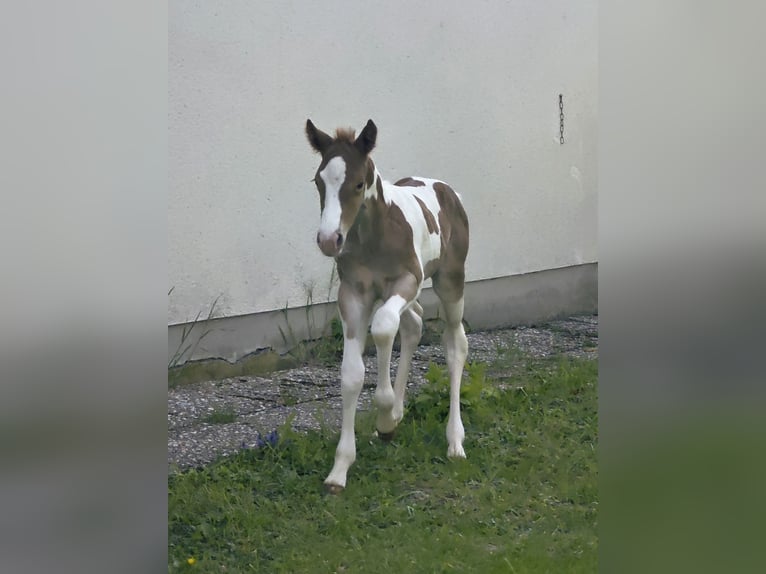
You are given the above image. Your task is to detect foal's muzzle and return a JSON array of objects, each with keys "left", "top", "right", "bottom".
[{"left": 317, "top": 230, "right": 344, "bottom": 257}]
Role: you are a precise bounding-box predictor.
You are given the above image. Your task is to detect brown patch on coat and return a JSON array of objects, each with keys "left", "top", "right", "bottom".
[
  {"left": 394, "top": 177, "right": 426, "bottom": 187},
  {"left": 431, "top": 182, "right": 469, "bottom": 302},
  {"left": 414, "top": 196, "right": 439, "bottom": 235}
]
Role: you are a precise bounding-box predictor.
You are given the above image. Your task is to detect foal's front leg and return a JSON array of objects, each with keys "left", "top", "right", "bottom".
[
  {"left": 324, "top": 286, "right": 372, "bottom": 493},
  {"left": 371, "top": 290, "right": 415, "bottom": 438}
]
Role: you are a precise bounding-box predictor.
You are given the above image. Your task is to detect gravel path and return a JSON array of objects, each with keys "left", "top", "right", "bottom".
[{"left": 168, "top": 315, "right": 598, "bottom": 472}]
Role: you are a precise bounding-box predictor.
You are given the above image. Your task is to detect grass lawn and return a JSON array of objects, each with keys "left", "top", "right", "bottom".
[{"left": 168, "top": 352, "right": 598, "bottom": 573}]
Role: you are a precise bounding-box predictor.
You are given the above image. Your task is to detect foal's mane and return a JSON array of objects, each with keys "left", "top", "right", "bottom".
[{"left": 334, "top": 128, "right": 356, "bottom": 143}]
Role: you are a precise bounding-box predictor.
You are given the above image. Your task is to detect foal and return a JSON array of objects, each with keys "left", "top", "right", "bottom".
[{"left": 305, "top": 119, "right": 469, "bottom": 493}]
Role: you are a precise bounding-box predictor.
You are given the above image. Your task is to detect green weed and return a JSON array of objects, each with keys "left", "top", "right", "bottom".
[
  {"left": 168, "top": 290, "right": 221, "bottom": 386},
  {"left": 279, "top": 264, "right": 345, "bottom": 366},
  {"left": 201, "top": 408, "right": 237, "bottom": 425},
  {"left": 408, "top": 361, "right": 499, "bottom": 425}
]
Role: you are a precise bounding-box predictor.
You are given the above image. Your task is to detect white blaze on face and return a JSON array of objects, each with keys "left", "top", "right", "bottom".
[{"left": 318, "top": 156, "right": 346, "bottom": 238}]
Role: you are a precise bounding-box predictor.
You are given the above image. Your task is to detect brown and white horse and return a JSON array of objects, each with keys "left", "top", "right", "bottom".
[{"left": 305, "top": 119, "right": 469, "bottom": 493}]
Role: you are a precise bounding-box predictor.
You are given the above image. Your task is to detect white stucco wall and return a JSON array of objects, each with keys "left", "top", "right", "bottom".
[{"left": 169, "top": 0, "right": 597, "bottom": 325}]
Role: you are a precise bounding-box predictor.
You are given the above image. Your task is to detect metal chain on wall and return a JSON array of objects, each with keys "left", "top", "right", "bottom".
[{"left": 559, "top": 94, "right": 564, "bottom": 144}]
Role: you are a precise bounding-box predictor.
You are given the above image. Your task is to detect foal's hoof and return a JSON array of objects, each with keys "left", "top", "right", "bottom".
[
  {"left": 447, "top": 444, "right": 467, "bottom": 459},
  {"left": 323, "top": 483, "right": 345, "bottom": 495},
  {"left": 377, "top": 429, "right": 396, "bottom": 442}
]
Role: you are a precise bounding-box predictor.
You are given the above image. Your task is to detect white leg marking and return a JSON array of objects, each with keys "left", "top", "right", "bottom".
[
  {"left": 392, "top": 304, "right": 423, "bottom": 424},
  {"left": 442, "top": 298, "right": 468, "bottom": 459},
  {"left": 370, "top": 294, "right": 410, "bottom": 434},
  {"left": 324, "top": 333, "right": 365, "bottom": 489},
  {"left": 324, "top": 289, "right": 370, "bottom": 490}
]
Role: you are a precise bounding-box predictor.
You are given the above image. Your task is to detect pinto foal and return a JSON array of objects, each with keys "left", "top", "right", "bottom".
[{"left": 305, "top": 119, "right": 469, "bottom": 493}]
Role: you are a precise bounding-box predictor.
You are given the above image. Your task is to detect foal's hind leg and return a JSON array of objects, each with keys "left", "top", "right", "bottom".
[
  {"left": 433, "top": 286, "right": 468, "bottom": 458},
  {"left": 391, "top": 302, "right": 423, "bottom": 427}
]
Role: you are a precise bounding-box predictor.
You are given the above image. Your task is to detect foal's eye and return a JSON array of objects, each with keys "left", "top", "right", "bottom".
[{"left": 355, "top": 182, "right": 364, "bottom": 191}]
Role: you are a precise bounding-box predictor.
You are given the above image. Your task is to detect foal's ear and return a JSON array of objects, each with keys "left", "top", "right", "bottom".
[
  {"left": 306, "top": 119, "right": 333, "bottom": 154},
  {"left": 354, "top": 119, "right": 377, "bottom": 155}
]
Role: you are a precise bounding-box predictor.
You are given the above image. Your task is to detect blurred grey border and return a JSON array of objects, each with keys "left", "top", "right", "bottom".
[
  {"left": 0, "top": 2, "right": 167, "bottom": 573},
  {"left": 600, "top": 1, "right": 765, "bottom": 572}
]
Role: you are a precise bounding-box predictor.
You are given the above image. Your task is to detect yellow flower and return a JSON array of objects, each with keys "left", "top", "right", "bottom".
[{"left": 187, "top": 557, "right": 197, "bottom": 565}]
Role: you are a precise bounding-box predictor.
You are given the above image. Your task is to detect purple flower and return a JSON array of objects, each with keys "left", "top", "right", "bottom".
[
  {"left": 254, "top": 430, "right": 279, "bottom": 449},
  {"left": 240, "top": 430, "right": 279, "bottom": 450}
]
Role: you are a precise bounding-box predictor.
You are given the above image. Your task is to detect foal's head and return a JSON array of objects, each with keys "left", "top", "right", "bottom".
[{"left": 306, "top": 119, "right": 377, "bottom": 257}]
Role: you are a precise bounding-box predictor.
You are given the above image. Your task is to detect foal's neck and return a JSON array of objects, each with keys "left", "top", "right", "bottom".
[{"left": 364, "top": 158, "right": 384, "bottom": 203}]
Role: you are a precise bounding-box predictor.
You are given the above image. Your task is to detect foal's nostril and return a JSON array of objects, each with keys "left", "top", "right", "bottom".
[
  {"left": 336, "top": 233, "right": 343, "bottom": 248},
  {"left": 316, "top": 232, "right": 321, "bottom": 245}
]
